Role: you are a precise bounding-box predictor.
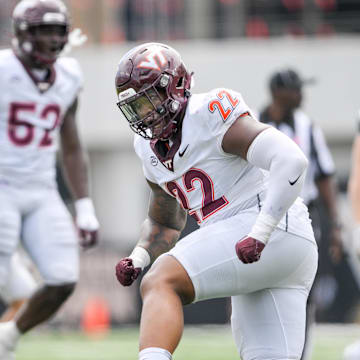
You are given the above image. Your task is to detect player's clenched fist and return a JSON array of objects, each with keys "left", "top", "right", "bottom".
[
  {"left": 235, "top": 236, "right": 265, "bottom": 264},
  {"left": 115, "top": 258, "right": 142, "bottom": 286}
]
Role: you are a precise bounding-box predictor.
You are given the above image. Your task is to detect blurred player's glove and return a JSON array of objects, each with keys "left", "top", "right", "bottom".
[
  {"left": 235, "top": 236, "right": 265, "bottom": 264},
  {"left": 75, "top": 198, "right": 99, "bottom": 249},
  {"left": 115, "top": 258, "right": 142, "bottom": 286},
  {"left": 62, "top": 28, "right": 88, "bottom": 55}
]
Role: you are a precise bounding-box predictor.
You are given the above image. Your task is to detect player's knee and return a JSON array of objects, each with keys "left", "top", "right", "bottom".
[
  {"left": 140, "top": 269, "right": 166, "bottom": 298},
  {"left": 140, "top": 265, "right": 193, "bottom": 304}
]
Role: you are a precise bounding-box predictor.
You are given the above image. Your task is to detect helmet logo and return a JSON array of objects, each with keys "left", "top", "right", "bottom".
[{"left": 138, "top": 48, "right": 166, "bottom": 71}]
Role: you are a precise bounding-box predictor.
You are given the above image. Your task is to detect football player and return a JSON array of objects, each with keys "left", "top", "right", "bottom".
[
  {"left": 0, "top": 253, "right": 37, "bottom": 322},
  {"left": 114, "top": 43, "right": 318, "bottom": 360},
  {"left": 0, "top": 1, "right": 99, "bottom": 359}
]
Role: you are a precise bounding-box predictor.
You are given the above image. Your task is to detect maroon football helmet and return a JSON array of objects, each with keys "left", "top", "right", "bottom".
[
  {"left": 12, "top": 0, "right": 69, "bottom": 66},
  {"left": 115, "top": 43, "right": 192, "bottom": 140}
]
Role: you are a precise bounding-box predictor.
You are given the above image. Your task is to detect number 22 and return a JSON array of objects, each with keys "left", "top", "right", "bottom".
[
  {"left": 166, "top": 168, "right": 229, "bottom": 224},
  {"left": 208, "top": 89, "right": 239, "bottom": 121}
]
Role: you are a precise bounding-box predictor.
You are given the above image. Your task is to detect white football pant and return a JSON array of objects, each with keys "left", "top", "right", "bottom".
[
  {"left": 0, "top": 184, "right": 79, "bottom": 286},
  {"left": 164, "top": 209, "right": 317, "bottom": 360}
]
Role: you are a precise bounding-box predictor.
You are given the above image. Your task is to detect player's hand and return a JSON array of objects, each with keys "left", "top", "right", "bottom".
[
  {"left": 115, "top": 258, "right": 142, "bottom": 286},
  {"left": 78, "top": 228, "right": 99, "bottom": 249},
  {"left": 75, "top": 198, "right": 99, "bottom": 249},
  {"left": 235, "top": 236, "right": 266, "bottom": 264}
]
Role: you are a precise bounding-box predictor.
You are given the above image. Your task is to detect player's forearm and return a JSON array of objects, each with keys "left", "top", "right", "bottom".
[
  {"left": 247, "top": 128, "right": 308, "bottom": 243},
  {"left": 61, "top": 148, "right": 89, "bottom": 200},
  {"left": 135, "top": 217, "right": 181, "bottom": 264}
]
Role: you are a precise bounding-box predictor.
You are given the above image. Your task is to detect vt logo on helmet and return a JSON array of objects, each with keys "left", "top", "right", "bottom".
[
  {"left": 115, "top": 43, "right": 193, "bottom": 140},
  {"left": 12, "top": 0, "right": 70, "bottom": 66}
]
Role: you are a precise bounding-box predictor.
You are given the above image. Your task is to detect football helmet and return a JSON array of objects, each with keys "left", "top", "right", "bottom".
[
  {"left": 12, "top": 0, "right": 70, "bottom": 66},
  {"left": 115, "top": 43, "right": 192, "bottom": 140}
]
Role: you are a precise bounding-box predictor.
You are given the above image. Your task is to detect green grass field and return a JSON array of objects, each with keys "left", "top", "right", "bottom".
[{"left": 15, "top": 324, "right": 360, "bottom": 360}]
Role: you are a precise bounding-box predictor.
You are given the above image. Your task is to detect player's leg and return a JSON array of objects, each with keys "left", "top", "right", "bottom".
[
  {"left": 231, "top": 288, "right": 309, "bottom": 360},
  {"left": 300, "top": 290, "right": 316, "bottom": 360},
  {"left": 230, "top": 233, "right": 317, "bottom": 360},
  {"left": 0, "top": 191, "right": 22, "bottom": 359},
  {"left": 138, "top": 211, "right": 317, "bottom": 360},
  {"left": 0, "top": 253, "right": 37, "bottom": 322},
  {"left": 139, "top": 255, "right": 195, "bottom": 359},
  {"left": 300, "top": 203, "right": 321, "bottom": 360},
  {"left": 14, "top": 189, "right": 79, "bottom": 333}
]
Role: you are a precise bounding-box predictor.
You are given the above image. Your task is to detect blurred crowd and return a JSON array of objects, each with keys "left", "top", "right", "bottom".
[{"left": 1, "top": 0, "right": 360, "bottom": 47}]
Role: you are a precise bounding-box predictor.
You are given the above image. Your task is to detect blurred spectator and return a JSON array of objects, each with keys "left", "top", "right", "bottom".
[
  {"left": 122, "top": 0, "right": 185, "bottom": 42},
  {"left": 0, "top": 0, "right": 355, "bottom": 45}
]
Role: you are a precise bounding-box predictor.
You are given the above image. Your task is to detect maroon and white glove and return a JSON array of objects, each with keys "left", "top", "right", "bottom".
[
  {"left": 75, "top": 198, "right": 99, "bottom": 249},
  {"left": 115, "top": 258, "right": 142, "bottom": 286},
  {"left": 115, "top": 247, "right": 150, "bottom": 286},
  {"left": 235, "top": 236, "right": 266, "bottom": 264}
]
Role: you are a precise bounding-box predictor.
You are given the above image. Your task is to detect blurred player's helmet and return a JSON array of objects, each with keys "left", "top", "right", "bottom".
[
  {"left": 12, "top": 0, "right": 70, "bottom": 66},
  {"left": 115, "top": 42, "right": 192, "bottom": 140}
]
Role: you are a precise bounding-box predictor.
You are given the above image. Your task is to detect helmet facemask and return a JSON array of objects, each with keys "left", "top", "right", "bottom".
[{"left": 117, "top": 73, "right": 183, "bottom": 140}]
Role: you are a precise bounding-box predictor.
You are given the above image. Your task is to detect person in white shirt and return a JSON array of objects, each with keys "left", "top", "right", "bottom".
[{"left": 114, "top": 42, "right": 317, "bottom": 360}]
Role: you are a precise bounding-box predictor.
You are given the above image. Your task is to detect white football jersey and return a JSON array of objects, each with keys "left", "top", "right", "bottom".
[
  {"left": 0, "top": 49, "right": 83, "bottom": 187},
  {"left": 135, "top": 88, "right": 314, "bottom": 242}
]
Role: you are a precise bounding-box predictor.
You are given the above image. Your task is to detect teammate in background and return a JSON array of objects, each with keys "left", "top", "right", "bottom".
[
  {"left": 0, "top": 254, "right": 37, "bottom": 322},
  {"left": 114, "top": 42, "right": 317, "bottom": 360},
  {"left": 0, "top": 1, "right": 99, "bottom": 359},
  {"left": 258, "top": 68, "right": 343, "bottom": 360},
  {"left": 343, "top": 114, "right": 360, "bottom": 360}
]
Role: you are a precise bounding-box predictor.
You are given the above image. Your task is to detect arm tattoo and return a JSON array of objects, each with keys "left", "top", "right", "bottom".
[{"left": 137, "top": 181, "right": 187, "bottom": 262}]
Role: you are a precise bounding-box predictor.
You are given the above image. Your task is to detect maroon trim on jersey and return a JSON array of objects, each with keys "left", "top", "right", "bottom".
[
  {"left": 15, "top": 52, "right": 56, "bottom": 93},
  {"left": 150, "top": 130, "right": 182, "bottom": 172}
]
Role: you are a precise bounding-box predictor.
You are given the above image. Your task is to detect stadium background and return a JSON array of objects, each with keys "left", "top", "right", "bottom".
[{"left": 1, "top": 0, "right": 360, "bottom": 358}]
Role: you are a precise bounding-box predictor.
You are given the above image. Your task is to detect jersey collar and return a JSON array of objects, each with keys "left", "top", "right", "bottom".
[{"left": 14, "top": 51, "right": 56, "bottom": 94}]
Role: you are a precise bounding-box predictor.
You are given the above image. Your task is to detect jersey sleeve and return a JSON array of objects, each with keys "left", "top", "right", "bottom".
[
  {"left": 133, "top": 135, "right": 157, "bottom": 183},
  {"left": 203, "top": 88, "right": 254, "bottom": 141},
  {"left": 311, "top": 124, "right": 335, "bottom": 178},
  {"left": 57, "top": 57, "right": 84, "bottom": 109}
]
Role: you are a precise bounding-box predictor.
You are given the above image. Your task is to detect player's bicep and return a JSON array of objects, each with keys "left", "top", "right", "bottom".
[
  {"left": 147, "top": 180, "right": 187, "bottom": 232},
  {"left": 222, "top": 115, "right": 270, "bottom": 159},
  {"left": 60, "top": 97, "right": 81, "bottom": 152}
]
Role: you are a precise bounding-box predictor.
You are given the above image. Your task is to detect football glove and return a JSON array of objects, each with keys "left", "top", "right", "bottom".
[
  {"left": 115, "top": 258, "right": 142, "bottom": 286},
  {"left": 75, "top": 198, "right": 99, "bottom": 249},
  {"left": 235, "top": 236, "right": 266, "bottom": 264}
]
